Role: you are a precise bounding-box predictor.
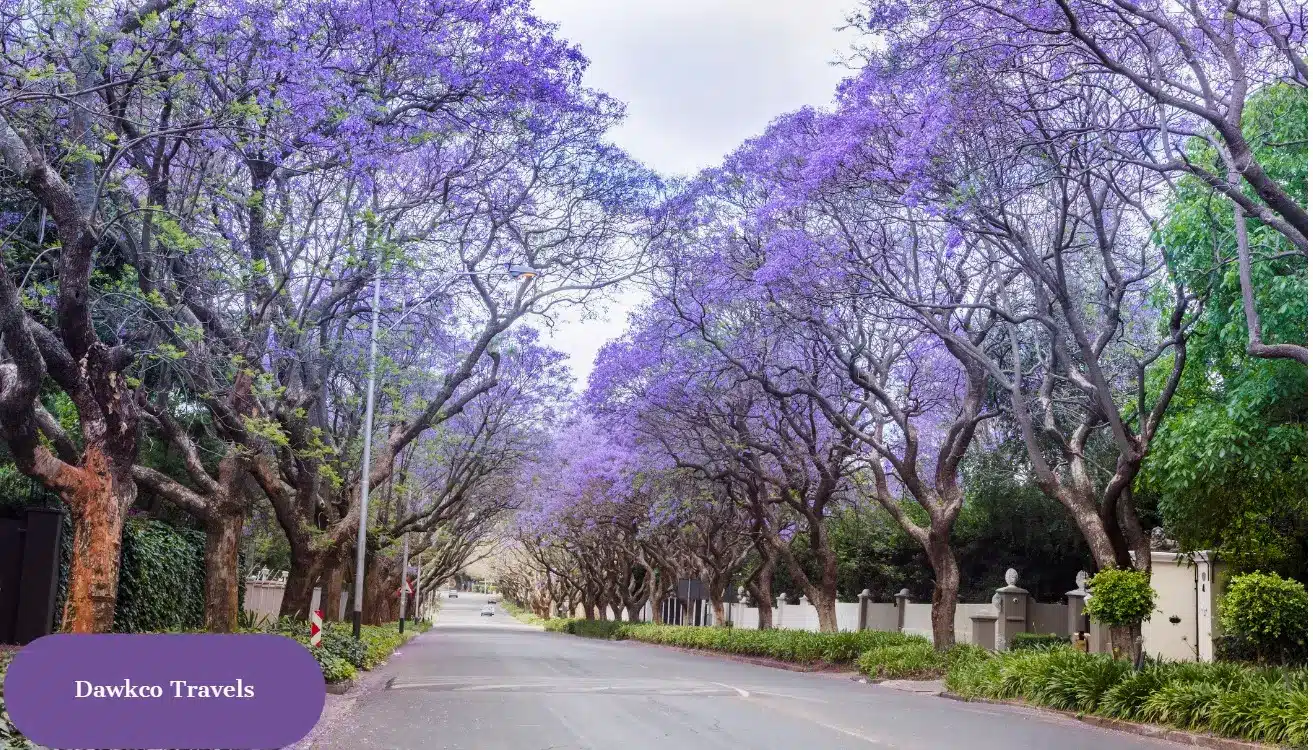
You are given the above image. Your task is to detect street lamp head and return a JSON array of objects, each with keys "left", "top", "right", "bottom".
[{"left": 506, "top": 264, "right": 540, "bottom": 281}]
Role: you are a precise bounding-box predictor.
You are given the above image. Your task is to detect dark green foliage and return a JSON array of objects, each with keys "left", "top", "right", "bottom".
[
  {"left": 1011, "top": 633, "right": 1070, "bottom": 651},
  {"left": 564, "top": 619, "right": 629, "bottom": 639},
  {"left": 955, "top": 449, "right": 1093, "bottom": 601},
  {"left": 1083, "top": 569, "right": 1155, "bottom": 627},
  {"left": 113, "top": 517, "right": 206, "bottom": 633},
  {"left": 806, "top": 504, "right": 935, "bottom": 602},
  {"left": 1218, "top": 572, "right": 1307, "bottom": 665}
]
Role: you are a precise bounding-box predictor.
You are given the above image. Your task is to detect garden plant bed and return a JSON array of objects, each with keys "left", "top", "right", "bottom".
[{"left": 945, "top": 646, "right": 1306, "bottom": 749}]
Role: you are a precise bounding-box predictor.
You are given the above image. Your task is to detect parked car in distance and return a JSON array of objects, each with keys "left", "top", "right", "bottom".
[
  {"left": 480, "top": 605, "right": 495, "bottom": 616},
  {"left": 448, "top": 591, "right": 459, "bottom": 598}
]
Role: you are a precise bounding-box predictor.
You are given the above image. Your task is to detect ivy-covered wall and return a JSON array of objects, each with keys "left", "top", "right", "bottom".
[
  {"left": 113, "top": 517, "right": 207, "bottom": 633},
  {"left": 7, "top": 480, "right": 240, "bottom": 634}
]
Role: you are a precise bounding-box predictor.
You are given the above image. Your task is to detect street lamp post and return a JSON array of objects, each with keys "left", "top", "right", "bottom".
[
  {"left": 351, "top": 262, "right": 540, "bottom": 639},
  {"left": 351, "top": 249, "right": 384, "bottom": 640}
]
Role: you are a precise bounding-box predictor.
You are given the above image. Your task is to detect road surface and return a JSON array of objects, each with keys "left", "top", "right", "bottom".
[{"left": 310, "top": 593, "right": 1183, "bottom": 750}]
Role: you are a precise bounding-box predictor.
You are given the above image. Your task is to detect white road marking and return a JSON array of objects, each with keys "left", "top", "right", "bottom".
[{"left": 711, "top": 681, "right": 751, "bottom": 698}]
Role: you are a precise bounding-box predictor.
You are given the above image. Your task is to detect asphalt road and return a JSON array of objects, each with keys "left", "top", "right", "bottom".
[{"left": 310, "top": 593, "right": 1184, "bottom": 750}]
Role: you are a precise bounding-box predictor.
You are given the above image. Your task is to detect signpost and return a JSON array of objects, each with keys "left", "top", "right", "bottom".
[{"left": 310, "top": 610, "right": 323, "bottom": 647}]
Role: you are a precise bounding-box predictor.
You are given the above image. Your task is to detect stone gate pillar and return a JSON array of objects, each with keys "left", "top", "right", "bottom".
[
  {"left": 894, "top": 588, "right": 911, "bottom": 632},
  {"left": 996, "top": 569, "right": 1030, "bottom": 650}
]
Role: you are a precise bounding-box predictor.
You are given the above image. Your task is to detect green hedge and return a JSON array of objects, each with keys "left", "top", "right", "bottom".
[
  {"left": 1011, "top": 633, "right": 1070, "bottom": 651},
  {"left": 549, "top": 620, "right": 925, "bottom": 665},
  {"left": 946, "top": 648, "right": 1307, "bottom": 747},
  {"left": 113, "top": 518, "right": 207, "bottom": 633},
  {"left": 563, "top": 619, "right": 629, "bottom": 639}
]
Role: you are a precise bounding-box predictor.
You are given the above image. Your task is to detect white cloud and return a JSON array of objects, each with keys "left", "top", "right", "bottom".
[{"left": 528, "top": 0, "right": 860, "bottom": 385}]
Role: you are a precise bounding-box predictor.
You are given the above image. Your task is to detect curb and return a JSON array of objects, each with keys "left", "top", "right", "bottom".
[
  {"left": 325, "top": 678, "right": 353, "bottom": 695},
  {"left": 938, "top": 693, "right": 1277, "bottom": 750}
]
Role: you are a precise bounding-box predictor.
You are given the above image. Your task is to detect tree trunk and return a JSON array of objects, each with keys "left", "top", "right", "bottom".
[
  {"left": 812, "top": 593, "right": 838, "bottom": 633},
  {"left": 321, "top": 555, "right": 346, "bottom": 622},
  {"left": 709, "top": 598, "right": 726, "bottom": 626},
  {"left": 927, "top": 530, "right": 960, "bottom": 650},
  {"left": 746, "top": 563, "right": 774, "bottom": 630},
  {"left": 644, "top": 566, "right": 664, "bottom": 624},
  {"left": 609, "top": 602, "right": 622, "bottom": 620},
  {"left": 362, "top": 554, "right": 395, "bottom": 625},
  {"left": 279, "top": 548, "right": 320, "bottom": 619},
  {"left": 582, "top": 600, "right": 595, "bottom": 620},
  {"left": 203, "top": 509, "right": 243, "bottom": 633},
  {"left": 61, "top": 450, "right": 135, "bottom": 633},
  {"left": 625, "top": 602, "right": 644, "bottom": 622}
]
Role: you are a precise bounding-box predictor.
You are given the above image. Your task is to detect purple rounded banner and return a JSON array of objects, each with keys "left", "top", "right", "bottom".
[{"left": 5, "top": 634, "right": 325, "bottom": 749}]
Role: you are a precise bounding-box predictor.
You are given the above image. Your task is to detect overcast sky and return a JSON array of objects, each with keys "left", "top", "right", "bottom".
[{"left": 526, "top": 0, "right": 861, "bottom": 387}]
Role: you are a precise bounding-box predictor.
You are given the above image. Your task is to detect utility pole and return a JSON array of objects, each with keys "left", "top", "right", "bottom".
[
  {"left": 399, "top": 532, "right": 409, "bottom": 634},
  {"left": 351, "top": 245, "right": 383, "bottom": 640}
]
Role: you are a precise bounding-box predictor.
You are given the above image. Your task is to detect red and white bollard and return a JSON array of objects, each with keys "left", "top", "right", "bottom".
[{"left": 310, "top": 609, "right": 323, "bottom": 647}]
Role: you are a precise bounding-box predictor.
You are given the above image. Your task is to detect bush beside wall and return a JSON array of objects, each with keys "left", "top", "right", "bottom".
[{"left": 1217, "top": 572, "right": 1307, "bottom": 666}]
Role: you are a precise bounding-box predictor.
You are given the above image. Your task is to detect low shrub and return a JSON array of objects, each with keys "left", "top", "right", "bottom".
[
  {"left": 309, "top": 647, "right": 357, "bottom": 684},
  {"left": 566, "top": 619, "right": 630, "bottom": 639},
  {"left": 1218, "top": 572, "right": 1307, "bottom": 666},
  {"left": 1032, "top": 652, "right": 1131, "bottom": 712},
  {"left": 856, "top": 640, "right": 942, "bottom": 679},
  {"left": 945, "top": 646, "right": 1308, "bottom": 746},
  {"left": 1011, "top": 633, "right": 1069, "bottom": 651},
  {"left": 359, "top": 627, "right": 406, "bottom": 669},
  {"left": 613, "top": 624, "right": 920, "bottom": 665},
  {"left": 543, "top": 618, "right": 572, "bottom": 632},
  {"left": 320, "top": 627, "right": 368, "bottom": 668},
  {"left": 1097, "top": 664, "right": 1172, "bottom": 720},
  {"left": 944, "top": 647, "right": 1004, "bottom": 697}
]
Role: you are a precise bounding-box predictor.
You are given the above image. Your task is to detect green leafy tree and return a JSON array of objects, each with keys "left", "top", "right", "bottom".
[{"left": 1143, "top": 84, "right": 1308, "bottom": 580}]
